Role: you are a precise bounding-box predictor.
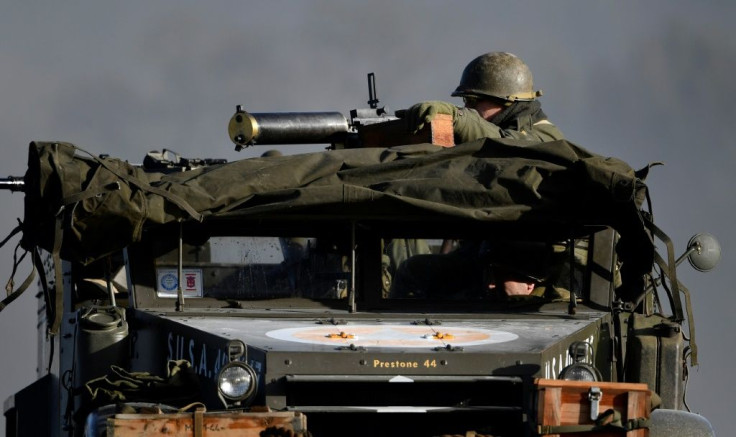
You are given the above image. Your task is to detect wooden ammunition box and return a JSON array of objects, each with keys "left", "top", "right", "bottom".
[
  {"left": 107, "top": 410, "right": 307, "bottom": 437},
  {"left": 536, "top": 379, "right": 651, "bottom": 436}
]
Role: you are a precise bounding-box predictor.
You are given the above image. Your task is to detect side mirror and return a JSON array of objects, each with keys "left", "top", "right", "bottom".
[{"left": 678, "top": 233, "right": 721, "bottom": 272}]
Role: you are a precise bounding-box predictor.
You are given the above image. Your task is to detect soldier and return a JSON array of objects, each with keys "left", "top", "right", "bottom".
[
  {"left": 490, "top": 264, "right": 570, "bottom": 302},
  {"left": 401, "top": 52, "right": 564, "bottom": 144},
  {"left": 484, "top": 240, "right": 572, "bottom": 303}
]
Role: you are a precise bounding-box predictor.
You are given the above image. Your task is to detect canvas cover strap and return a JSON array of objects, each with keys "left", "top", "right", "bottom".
[
  {"left": 0, "top": 243, "right": 35, "bottom": 312},
  {"left": 538, "top": 409, "right": 649, "bottom": 434},
  {"left": 645, "top": 219, "right": 684, "bottom": 322}
]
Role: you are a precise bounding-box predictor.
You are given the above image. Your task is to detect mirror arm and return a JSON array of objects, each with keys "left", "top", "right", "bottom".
[{"left": 675, "top": 246, "right": 698, "bottom": 268}]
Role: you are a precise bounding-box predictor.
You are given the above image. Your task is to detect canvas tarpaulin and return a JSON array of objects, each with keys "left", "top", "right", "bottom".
[{"left": 18, "top": 138, "right": 652, "bottom": 268}]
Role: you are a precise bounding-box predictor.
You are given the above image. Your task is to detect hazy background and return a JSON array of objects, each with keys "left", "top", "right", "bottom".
[{"left": 1, "top": 1, "right": 733, "bottom": 435}]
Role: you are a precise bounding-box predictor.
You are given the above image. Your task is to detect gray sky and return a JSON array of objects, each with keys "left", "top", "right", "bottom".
[{"left": 1, "top": 1, "right": 734, "bottom": 435}]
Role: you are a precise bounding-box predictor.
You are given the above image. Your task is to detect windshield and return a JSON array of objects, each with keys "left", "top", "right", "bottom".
[
  {"left": 384, "top": 238, "right": 588, "bottom": 301},
  {"left": 154, "top": 236, "right": 351, "bottom": 300},
  {"left": 151, "top": 230, "right": 592, "bottom": 304}
]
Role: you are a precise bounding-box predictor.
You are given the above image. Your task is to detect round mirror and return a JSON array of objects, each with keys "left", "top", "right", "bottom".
[{"left": 687, "top": 233, "right": 721, "bottom": 272}]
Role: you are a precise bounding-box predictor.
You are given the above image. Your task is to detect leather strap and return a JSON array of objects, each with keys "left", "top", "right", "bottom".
[{"left": 193, "top": 407, "right": 205, "bottom": 437}]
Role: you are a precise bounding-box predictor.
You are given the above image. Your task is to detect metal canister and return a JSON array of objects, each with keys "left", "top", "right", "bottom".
[{"left": 76, "top": 306, "right": 129, "bottom": 384}]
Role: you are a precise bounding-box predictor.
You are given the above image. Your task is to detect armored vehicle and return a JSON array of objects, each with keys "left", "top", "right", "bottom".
[{"left": 1, "top": 90, "right": 718, "bottom": 436}]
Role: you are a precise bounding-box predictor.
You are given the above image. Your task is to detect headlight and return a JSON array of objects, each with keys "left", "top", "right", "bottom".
[
  {"left": 559, "top": 341, "right": 602, "bottom": 381},
  {"left": 217, "top": 361, "right": 257, "bottom": 401},
  {"left": 559, "top": 362, "right": 602, "bottom": 382}
]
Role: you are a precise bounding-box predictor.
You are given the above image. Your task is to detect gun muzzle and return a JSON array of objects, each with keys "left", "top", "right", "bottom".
[
  {"left": 228, "top": 106, "right": 350, "bottom": 151},
  {"left": 0, "top": 176, "right": 24, "bottom": 192}
]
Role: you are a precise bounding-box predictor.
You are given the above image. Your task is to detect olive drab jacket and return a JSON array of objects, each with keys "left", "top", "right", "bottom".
[{"left": 453, "top": 104, "right": 565, "bottom": 144}]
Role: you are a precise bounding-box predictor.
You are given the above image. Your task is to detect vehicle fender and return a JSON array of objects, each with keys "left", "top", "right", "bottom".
[{"left": 649, "top": 409, "right": 715, "bottom": 437}]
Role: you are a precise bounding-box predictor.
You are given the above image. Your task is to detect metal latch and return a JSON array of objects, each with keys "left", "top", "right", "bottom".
[{"left": 588, "top": 387, "right": 602, "bottom": 420}]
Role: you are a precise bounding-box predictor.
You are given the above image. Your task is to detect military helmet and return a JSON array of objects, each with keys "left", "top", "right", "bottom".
[{"left": 452, "top": 52, "right": 541, "bottom": 102}]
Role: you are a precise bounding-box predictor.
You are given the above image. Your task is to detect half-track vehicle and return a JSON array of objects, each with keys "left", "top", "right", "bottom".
[{"left": 1, "top": 77, "right": 719, "bottom": 436}]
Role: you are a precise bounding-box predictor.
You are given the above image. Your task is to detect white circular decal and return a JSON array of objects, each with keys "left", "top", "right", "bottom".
[
  {"left": 160, "top": 273, "right": 178, "bottom": 291},
  {"left": 265, "top": 324, "right": 517, "bottom": 348}
]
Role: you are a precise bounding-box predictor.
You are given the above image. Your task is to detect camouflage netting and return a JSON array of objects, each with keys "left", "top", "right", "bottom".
[{"left": 19, "top": 138, "right": 653, "bottom": 272}]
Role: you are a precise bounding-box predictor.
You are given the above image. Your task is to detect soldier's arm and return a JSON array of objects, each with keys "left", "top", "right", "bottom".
[
  {"left": 454, "top": 108, "right": 564, "bottom": 143},
  {"left": 399, "top": 101, "right": 503, "bottom": 143},
  {"left": 400, "top": 101, "right": 564, "bottom": 144},
  {"left": 453, "top": 107, "right": 503, "bottom": 143}
]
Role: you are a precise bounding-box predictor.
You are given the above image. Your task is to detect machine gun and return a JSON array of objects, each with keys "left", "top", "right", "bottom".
[
  {"left": 0, "top": 150, "right": 229, "bottom": 194},
  {"left": 227, "top": 73, "right": 454, "bottom": 151},
  {"left": 0, "top": 176, "right": 24, "bottom": 192},
  {"left": 142, "top": 149, "right": 227, "bottom": 172}
]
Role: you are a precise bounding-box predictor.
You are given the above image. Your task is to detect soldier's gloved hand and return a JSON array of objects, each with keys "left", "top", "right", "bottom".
[{"left": 396, "top": 101, "right": 458, "bottom": 134}]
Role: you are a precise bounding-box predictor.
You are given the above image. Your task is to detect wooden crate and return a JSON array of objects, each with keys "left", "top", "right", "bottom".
[
  {"left": 108, "top": 410, "right": 307, "bottom": 437},
  {"left": 358, "top": 113, "right": 455, "bottom": 148},
  {"left": 535, "top": 379, "right": 650, "bottom": 436}
]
